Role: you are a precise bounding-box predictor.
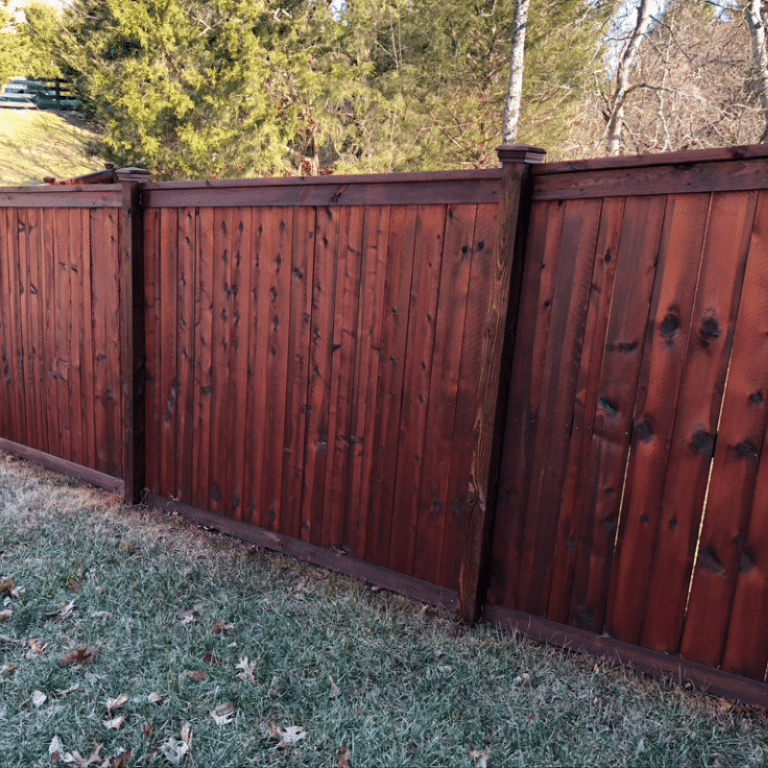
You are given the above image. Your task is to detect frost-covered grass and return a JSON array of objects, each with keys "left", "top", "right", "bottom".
[{"left": 0, "top": 452, "right": 766, "bottom": 767}]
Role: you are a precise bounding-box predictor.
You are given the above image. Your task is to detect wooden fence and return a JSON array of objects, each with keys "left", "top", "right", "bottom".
[{"left": 4, "top": 147, "right": 768, "bottom": 706}]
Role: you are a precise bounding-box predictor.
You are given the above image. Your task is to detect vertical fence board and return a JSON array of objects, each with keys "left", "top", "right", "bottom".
[
  {"left": 368, "top": 206, "right": 416, "bottom": 569},
  {"left": 18, "top": 209, "right": 35, "bottom": 449},
  {"left": 222, "top": 208, "right": 251, "bottom": 520},
  {"left": 545, "top": 197, "right": 624, "bottom": 625},
  {"left": 388, "top": 205, "right": 445, "bottom": 575},
  {"left": 412, "top": 204, "right": 475, "bottom": 585},
  {"left": 441, "top": 203, "right": 499, "bottom": 591},
  {"left": 281, "top": 206, "right": 316, "bottom": 539},
  {"left": 67, "top": 209, "right": 86, "bottom": 467},
  {"left": 144, "top": 209, "right": 162, "bottom": 494},
  {"left": 160, "top": 209, "right": 180, "bottom": 498},
  {"left": 640, "top": 191, "right": 758, "bottom": 654},
  {"left": 25, "top": 209, "right": 47, "bottom": 453},
  {"left": 487, "top": 200, "right": 566, "bottom": 609},
  {"left": 566, "top": 195, "right": 667, "bottom": 633},
  {"left": 208, "top": 208, "right": 234, "bottom": 514},
  {"left": 261, "top": 208, "right": 293, "bottom": 531},
  {"left": 323, "top": 206, "right": 363, "bottom": 549},
  {"left": 176, "top": 208, "right": 197, "bottom": 504},
  {"left": 42, "top": 209, "right": 60, "bottom": 458},
  {"left": 604, "top": 193, "right": 712, "bottom": 644},
  {"left": 0, "top": 209, "right": 14, "bottom": 441},
  {"left": 105, "top": 209, "right": 121, "bottom": 476},
  {"left": 54, "top": 210, "right": 72, "bottom": 460},
  {"left": 681, "top": 190, "right": 768, "bottom": 669},
  {"left": 192, "top": 208, "right": 215, "bottom": 508},
  {"left": 242, "top": 209, "right": 268, "bottom": 527},
  {"left": 514, "top": 198, "right": 602, "bottom": 616},
  {"left": 347, "top": 206, "right": 389, "bottom": 560}
]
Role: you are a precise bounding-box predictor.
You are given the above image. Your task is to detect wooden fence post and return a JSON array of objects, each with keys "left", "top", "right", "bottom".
[
  {"left": 458, "top": 144, "right": 546, "bottom": 624},
  {"left": 117, "top": 167, "right": 151, "bottom": 505}
]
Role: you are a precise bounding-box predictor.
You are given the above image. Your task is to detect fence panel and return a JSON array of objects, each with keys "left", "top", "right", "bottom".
[
  {"left": 141, "top": 174, "right": 506, "bottom": 591},
  {"left": 0, "top": 190, "right": 124, "bottom": 479},
  {"left": 489, "top": 152, "right": 768, "bottom": 684}
]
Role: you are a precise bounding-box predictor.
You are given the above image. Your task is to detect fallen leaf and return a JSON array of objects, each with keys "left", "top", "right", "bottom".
[
  {"left": 61, "top": 647, "right": 98, "bottom": 667},
  {"left": 28, "top": 639, "right": 47, "bottom": 656},
  {"left": 183, "top": 670, "right": 208, "bottom": 682},
  {"left": 0, "top": 662, "right": 18, "bottom": 675},
  {"left": 209, "top": 702, "right": 236, "bottom": 725},
  {"left": 147, "top": 692, "right": 163, "bottom": 705},
  {"left": 328, "top": 674, "right": 340, "bottom": 698},
  {"left": 32, "top": 690, "right": 47, "bottom": 708},
  {"left": 56, "top": 684, "right": 80, "bottom": 698},
  {"left": 213, "top": 619, "right": 233, "bottom": 634},
  {"left": 268, "top": 720, "right": 308, "bottom": 749},
  {"left": 0, "top": 577, "right": 14, "bottom": 594},
  {"left": 178, "top": 609, "right": 198, "bottom": 625},
  {"left": 337, "top": 745, "right": 352, "bottom": 767},
  {"left": 202, "top": 652, "right": 222, "bottom": 666},
  {"left": 68, "top": 578, "right": 83, "bottom": 593},
  {"left": 49, "top": 736, "right": 65, "bottom": 756},
  {"left": 59, "top": 600, "right": 77, "bottom": 620},
  {"left": 0, "top": 609, "right": 12, "bottom": 621},
  {"left": 513, "top": 673, "right": 532, "bottom": 687},
  {"left": 103, "top": 715, "right": 125, "bottom": 730},
  {"left": 161, "top": 723, "right": 192, "bottom": 763},
  {"left": 236, "top": 657, "right": 256, "bottom": 684},
  {"left": 468, "top": 750, "right": 491, "bottom": 768},
  {"left": 10, "top": 586, "right": 24, "bottom": 599},
  {"left": 106, "top": 693, "right": 129, "bottom": 712},
  {"left": 109, "top": 749, "right": 132, "bottom": 768},
  {"left": 71, "top": 744, "right": 104, "bottom": 767}
]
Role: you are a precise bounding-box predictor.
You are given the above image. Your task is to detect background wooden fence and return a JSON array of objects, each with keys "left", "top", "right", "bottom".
[{"left": 3, "top": 147, "right": 768, "bottom": 706}]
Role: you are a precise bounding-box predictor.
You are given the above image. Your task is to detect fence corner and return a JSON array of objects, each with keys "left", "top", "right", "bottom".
[
  {"left": 457, "top": 145, "right": 546, "bottom": 625},
  {"left": 118, "top": 168, "right": 151, "bottom": 505}
]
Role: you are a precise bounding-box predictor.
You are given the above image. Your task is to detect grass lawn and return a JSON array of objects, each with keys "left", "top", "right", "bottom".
[
  {"left": 0, "top": 453, "right": 766, "bottom": 767},
  {"left": 0, "top": 109, "right": 104, "bottom": 186}
]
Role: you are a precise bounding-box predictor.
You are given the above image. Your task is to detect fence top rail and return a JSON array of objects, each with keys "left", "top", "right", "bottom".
[
  {"left": 140, "top": 168, "right": 504, "bottom": 208},
  {"left": 0, "top": 185, "right": 123, "bottom": 208},
  {"left": 532, "top": 144, "right": 768, "bottom": 200}
]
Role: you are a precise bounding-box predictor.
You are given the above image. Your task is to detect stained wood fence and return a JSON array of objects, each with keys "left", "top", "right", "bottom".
[{"left": 3, "top": 147, "right": 768, "bottom": 706}]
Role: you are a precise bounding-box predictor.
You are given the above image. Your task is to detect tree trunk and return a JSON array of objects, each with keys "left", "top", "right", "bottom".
[
  {"left": 603, "top": 0, "right": 653, "bottom": 155},
  {"left": 502, "top": 0, "right": 531, "bottom": 144},
  {"left": 744, "top": 0, "right": 768, "bottom": 142}
]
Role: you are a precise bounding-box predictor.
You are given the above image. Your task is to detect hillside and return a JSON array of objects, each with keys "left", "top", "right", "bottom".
[{"left": 0, "top": 109, "right": 104, "bottom": 187}]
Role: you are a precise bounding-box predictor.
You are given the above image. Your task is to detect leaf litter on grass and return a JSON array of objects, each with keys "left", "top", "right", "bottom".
[{"left": 1, "top": 452, "right": 768, "bottom": 767}]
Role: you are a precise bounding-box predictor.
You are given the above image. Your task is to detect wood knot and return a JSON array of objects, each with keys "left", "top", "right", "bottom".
[
  {"left": 634, "top": 421, "right": 653, "bottom": 443},
  {"left": 701, "top": 317, "right": 721, "bottom": 341},
  {"left": 660, "top": 314, "right": 678, "bottom": 339},
  {"left": 691, "top": 430, "right": 715, "bottom": 457}
]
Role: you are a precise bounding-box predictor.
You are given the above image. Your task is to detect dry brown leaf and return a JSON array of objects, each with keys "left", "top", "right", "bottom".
[
  {"left": 72, "top": 744, "right": 104, "bottom": 767},
  {"left": 184, "top": 670, "right": 208, "bottom": 682},
  {"left": 10, "top": 586, "right": 24, "bottom": 600},
  {"left": 147, "top": 692, "right": 163, "bottom": 705},
  {"left": 56, "top": 684, "right": 80, "bottom": 698},
  {"left": 178, "top": 609, "right": 198, "bottom": 625},
  {"left": 68, "top": 578, "right": 83, "bottom": 593},
  {"left": 209, "top": 702, "right": 236, "bottom": 725},
  {"left": 268, "top": 719, "right": 308, "bottom": 749},
  {"left": 0, "top": 577, "right": 15, "bottom": 594},
  {"left": 28, "top": 639, "right": 47, "bottom": 656},
  {"left": 103, "top": 715, "right": 125, "bottom": 730},
  {"left": 0, "top": 609, "right": 12, "bottom": 622},
  {"left": 328, "top": 675, "right": 341, "bottom": 699},
  {"left": 213, "top": 619, "right": 233, "bottom": 634},
  {"left": 106, "top": 693, "right": 129, "bottom": 712},
  {"left": 202, "top": 652, "right": 222, "bottom": 666},
  {"left": 61, "top": 647, "right": 98, "bottom": 667},
  {"left": 337, "top": 745, "right": 352, "bottom": 767},
  {"left": 1, "top": 662, "right": 18, "bottom": 676},
  {"left": 59, "top": 600, "right": 77, "bottom": 620},
  {"left": 161, "top": 723, "right": 192, "bottom": 762},
  {"left": 109, "top": 749, "right": 132, "bottom": 768},
  {"left": 235, "top": 657, "right": 256, "bottom": 684},
  {"left": 513, "top": 673, "right": 532, "bottom": 687},
  {"left": 468, "top": 750, "right": 491, "bottom": 768}
]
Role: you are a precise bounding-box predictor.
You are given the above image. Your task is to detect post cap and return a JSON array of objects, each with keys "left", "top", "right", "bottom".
[{"left": 497, "top": 145, "right": 547, "bottom": 165}]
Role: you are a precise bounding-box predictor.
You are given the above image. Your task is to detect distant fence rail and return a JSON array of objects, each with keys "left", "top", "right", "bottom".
[{"left": 4, "top": 147, "right": 768, "bottom": 707}]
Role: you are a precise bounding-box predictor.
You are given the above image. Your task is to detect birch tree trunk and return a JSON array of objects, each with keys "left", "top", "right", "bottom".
[
  {"left": 602, "top": 0, "right": 653, "bottom": 155},
  {"left": 744, "top": 0, "right": 768, "bottom": 143},
  {"left": 502, "top": 0, "right": 531, "bottom": 144}
]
